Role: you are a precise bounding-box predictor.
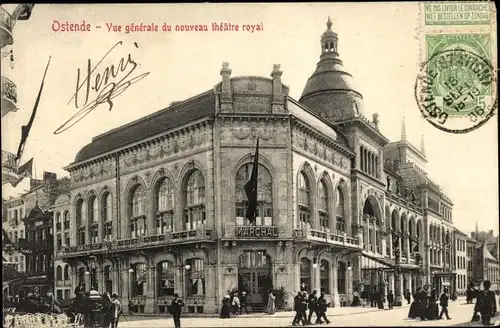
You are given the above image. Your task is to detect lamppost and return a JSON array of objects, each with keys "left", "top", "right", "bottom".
[{"left": 392, "top": 230, "right": 402, "bottom": 306}]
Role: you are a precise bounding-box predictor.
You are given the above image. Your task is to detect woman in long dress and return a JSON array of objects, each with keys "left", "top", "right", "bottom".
[
  {"left": 408, "top": 289, "right": 420, "bottom": 318},
  {"left": 266, "top": 290, "right": 276, "bottom": 315},
  {"left": 427, "top": 288, "right": 439, "bottom": 320}
]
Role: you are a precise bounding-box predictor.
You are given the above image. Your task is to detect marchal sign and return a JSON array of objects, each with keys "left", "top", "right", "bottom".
[{"left": 235, "top": 226, "right": 279, "bottom": 238}]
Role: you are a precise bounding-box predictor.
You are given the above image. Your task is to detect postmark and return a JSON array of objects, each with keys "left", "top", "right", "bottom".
[{"left": 415, "top": 34, "right": 497, "bottom": 134}]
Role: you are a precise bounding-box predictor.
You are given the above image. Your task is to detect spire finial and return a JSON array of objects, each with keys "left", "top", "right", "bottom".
[
  {"left": 326, "top": 16, "right": 332, "bottom": 29},
  {"left": 401, "top": 117, "right": 407, "bottom": 141},
  {"left": 420, "top": 134, "right": 425, "bottom": 155}
]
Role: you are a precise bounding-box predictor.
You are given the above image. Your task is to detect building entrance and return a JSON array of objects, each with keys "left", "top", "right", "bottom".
[{"left": 238, "top": 251, "right": 272, "bottom": 305}]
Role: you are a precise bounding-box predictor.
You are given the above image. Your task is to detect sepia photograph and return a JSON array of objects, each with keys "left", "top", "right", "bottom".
[{"left": 1, "top": 2, "right": 498, "bottom": 327}]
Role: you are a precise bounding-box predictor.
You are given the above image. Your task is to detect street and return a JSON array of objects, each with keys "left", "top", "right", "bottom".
[{"left": 118, "top": 299, "right": 483, "bottom": 327}]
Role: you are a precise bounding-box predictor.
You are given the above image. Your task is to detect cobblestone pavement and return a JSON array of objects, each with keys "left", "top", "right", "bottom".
[{"left": 118, "top": 298, "right": 484, "bottom": 327}]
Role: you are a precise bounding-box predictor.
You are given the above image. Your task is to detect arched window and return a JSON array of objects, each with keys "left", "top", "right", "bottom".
[
  {"left": 320, "top": 260, "right": 330, "bottom": 294},
  {"left": 298, "top": 172, "right": 311, "bottom": 228},
  {"left": 78, "top": 267, "right": 85, "bottom": 286},
  {"left": 102, "top": 192, "right": 112, "bottom": 241},
  {"left": 156, "top": 178, "right": 174, "bottom": 234},
  {"left": 56, "top": 265, "right": 63, "bottom": 281},
  {"left": 89, "top": 195, "right": 99, "bottom": 244},
  {"left": 158, "top": 261, "right": 175, "bottom": 297},
  {"left": 336, "top": 186, "right": 345, "bottom": 233},
  {"left": 400, "top": 217, "right": 406, "bottom": 253},
  {"left": 186, "top": 259, "right": 205, "bottom": 296},
  {"left": 235, "top": 163, "right": 273, "bottom": 226},
  {"left": 76, "top": 199, "right": 85, "bottom": 245},
  {"left": 64, "top": 265, "right": 70, "bottom": 280},
  {"left": 300, "top": 258, "right": 311, "bottom": 293},
  {"left": 56, "top": 212, "right": 62, "bottom": 231},
  {"left": 318, "top": 180, "right": 329, "bottom": 231},
  {"left": 183, "top": 169, "right": 206, "bottom": 231},
  {"left": 129, "top": 185, "right": 146, "bottom": 238},
  {"left": 64, "top": 211, "right": 70, "bottom": 230},
  {"left": 337, "top": 261, "right": 346, "bottom": 294},
  {"left": 104, "top": 265, "right": 112, "bottom": 294},
  {"left": 131, "top": 263, "right": 147, "bottom": 297}
]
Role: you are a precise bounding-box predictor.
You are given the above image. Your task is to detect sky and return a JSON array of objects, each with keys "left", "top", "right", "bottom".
[{"left": 1, "top": 3, "right": 498, "bottom": 235}]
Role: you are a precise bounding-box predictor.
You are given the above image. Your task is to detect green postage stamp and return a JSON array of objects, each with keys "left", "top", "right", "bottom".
[{"left": 417, "top": 1, "right": 497, "bottom": 134}]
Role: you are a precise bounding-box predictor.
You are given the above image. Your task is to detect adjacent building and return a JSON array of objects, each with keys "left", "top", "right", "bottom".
[
  {"left": 472, "top": 227, "right": 500, "bottom": 290},
  {"left": 57, "top": 18, "right": 456, "bottom": 314},
  {"left": 3, "top": 196, "right": 26, "bottom": 272},
  {"left": 454, "top": 228, "right": 469, "bottom": 295},
  {"left": 5, "top": 172, "right": 70, "bottom": 297}
]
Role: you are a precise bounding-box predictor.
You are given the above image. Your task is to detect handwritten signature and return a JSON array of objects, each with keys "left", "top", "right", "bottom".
[{"left": 54, "top": 41, "right": 150, "bottom": 134}]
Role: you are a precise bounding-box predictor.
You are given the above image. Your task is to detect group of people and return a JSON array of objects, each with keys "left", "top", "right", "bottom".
[
  {"left": 408, "top": 285, "right": 451, "bottom": 321},
  {"left": 220, "top": 289, "right": 275, "bottom": 318},
  {"left": 292, "top": 289, "right": 330, "bottom": 326},
  {"left": 72, "top": 282, "right": 122, "bottom": 328},
  {"left": 3, "top": 290, "right": 63, "bottom": 314}
]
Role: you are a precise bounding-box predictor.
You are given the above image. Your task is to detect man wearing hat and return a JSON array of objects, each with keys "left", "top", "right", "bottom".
[
  {"left": 110, "top": 293, "right": 122, "bottom": 328},
  {"left": 170, "top": 293, "right": 185, "bottom": 328},
  {"left": 239, "top": 291, "right": 249, "bottom": 314}
]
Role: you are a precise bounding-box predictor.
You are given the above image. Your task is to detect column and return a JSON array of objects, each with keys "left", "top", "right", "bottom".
[
  {"left": 332, "top": 262, "right": 339, "bottom": 307},
  {"left": 204, "top": 263, "right": 217, "bottom": 313},
  {"left": 112, "top": 268, "right": 119, "bottom": 295},
  {"left": 121, "top": 269, "right": 130, "bottom": 313},
  {"left": 98, "top": 269, "right": 104, "bottom": 293},
  {"left": 346, "top": 265, "right": 353, "bottom": 305},
  {"left": 145, "top": 266, "right": 155, "bottom": 313},
  {"left": 405, "top": 234, "right": 411, "bottom": 261}
]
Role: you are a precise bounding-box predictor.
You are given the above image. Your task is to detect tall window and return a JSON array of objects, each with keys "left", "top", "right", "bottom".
[
  {"left": 130, "top": 185, "right": 146, "bottom": 238},
  {"left": 56, "top": 266, "right": 63, "bottom": 281},
  {"left": 298, "top": 172, "right": 311, "bottom": 228},
  {"left": 76, "top": 199, "right": 85, "bottom": 245},
  {"left": 235, "top": 163, "right": 273, "bottom": 226},
  {"left": 158, "top": 261, "right": 175, "bottom": 296},
  {"left": 186, "top": 259, "right": 205, "bottom": 296},
  {"left": 400, "top": 217, "right": 406, "bottom": 253},
  {"left": 104, "top": 266, "right": 112, "bottom": 294},
  {"left": 336, "top": 187, "right": 345, "bottom": 233},
  {"left": 156, "top": 178, "right": 174, "bottom": 234},
  {"left": 300, "top": 258, "right": 311, "bottom": 293},
  {"left": 64, "top": 211, "right": 70, "bottom": 230},
  {"left": 102, "top": 192, "right": 113, "bottom": 241},
  {"left": 318, "top": 180, "right": 329, "bottom": 231},
  {"left": 320, "top": 260, "right": 330, "bottom": 294},
  {"left": 131, "top": 263, "right": 147, "bottom": 297},
  {"left": 337, "top": 261, "right": 346, "bottom": 294},
  {"left": 183, "top": 169, "right": 206, "bottom": 231},
  {"left": 56, "top": 213, "right": 62, "bottom": 231},
  {"left": 89, "top": 196, "right": 99, "bottom": 244},
  {"left": 64, "top": 265, "right": 70, "bottom": 280}
]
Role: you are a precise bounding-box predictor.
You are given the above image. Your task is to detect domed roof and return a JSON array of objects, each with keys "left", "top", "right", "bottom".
[{"left": 299, "top": 17, "right": 363, "bottom": 122}]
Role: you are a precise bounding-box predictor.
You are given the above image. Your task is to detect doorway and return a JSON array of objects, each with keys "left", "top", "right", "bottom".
[{"left": 238, "top": 251, "right": 272, "bottom": 305}]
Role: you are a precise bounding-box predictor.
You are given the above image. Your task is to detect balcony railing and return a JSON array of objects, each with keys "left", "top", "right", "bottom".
[
  {"left": 294, "top": 227, "right": 360, "bottom": 248},
  {"left": 62, "top": 227, "right": 214, "bottom": 256},
  {"left": 2, "top": 150, "right": 18, "bottom": 173},
  {"left": 0, "top": 7, "right": 14, "bottom": 46}
]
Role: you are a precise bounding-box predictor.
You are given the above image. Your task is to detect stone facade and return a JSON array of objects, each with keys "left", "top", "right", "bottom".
[{"left": 55, "top": 18, "right": 458, "bottom": 314}]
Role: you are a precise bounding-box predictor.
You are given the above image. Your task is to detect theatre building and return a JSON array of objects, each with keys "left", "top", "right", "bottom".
[{"left": 57, "top": 18, "right": 454, "bottom": 314}]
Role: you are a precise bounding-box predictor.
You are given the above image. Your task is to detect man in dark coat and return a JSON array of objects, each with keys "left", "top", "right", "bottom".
[
  {"left": 317, "top": 292, "right": 331, "bottom": 324},
  {"left": 404, "top": 289, "right": 411, "bottom": 305},
  {"left": 474, "top": 280, "right": 497, "bottom": 326},
  {"left": 292, "top": 291, "right": 306, "bottom": 326},
  {"left": 301, "top": 291, "right": 309, "bottom": 324},
  {"left": 418, "top": 286, "right": 429, "bottom": 321},
  {"left": 439, "top": 287, "right": 451, "bottom": 320},
  {"left": 170, "top": 293, "right": 185, "bottom": 328},
  {"left": 307, "top": 289, "right": 319, "bottom": 324},
  {"left": 360, "top": 289, "right": 368, "bottom": 307},
  {"left": 239, "top": 291, "right": 248, "bottom": 314},
  {"left": 387, "top": 290, "right": 394, "bottom": 310},
  {"left": 371, "top": 287, "right": 377, "bottom": 307}
]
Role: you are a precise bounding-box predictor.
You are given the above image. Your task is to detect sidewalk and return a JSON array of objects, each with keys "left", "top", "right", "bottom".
[{"left": 121, "top": 302, "right": 411, "bottom": 321}]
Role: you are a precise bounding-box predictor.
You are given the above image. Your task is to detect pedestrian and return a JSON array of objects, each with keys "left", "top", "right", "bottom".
[
  {"left": 102, "top": 293, "right": 113, "bottom": 328},
  {"left": 408, "top": 289, "right": 419, "bottom": 318},
  {"left": 317, "top": 292, "right": 331, "bottom": 324},
  {"left": 239, "top": 291, "right": 248, "bottom": 314},
  {"left": 474, "top": 280, "right": 497, "bottom": 326},
  {"left": 418, "top": 286, "right": 429, "bottom": 321},
  {"left": 405, "top": 289, "right": 411, "bottom": 305},
  {"left": 307, "top": 289, "right": 318, "bottom": 324},
  {"left": 220, "top": 295, "right": 231, "bottom": 318},
  {"left": 266, "top": 289, "right": 276, "bottom": 315},
  {"left": 170, "top": 293, "right": 185, "bottom": 328},
  {"left": 292, "top": 291, "right": 305, "bottom": 326},
  {"left": 438, "top": 287, "right": 451, "bottom": 320},
  {"left": 377, "top": 291, "right": 385, "bottom": 310},
  {"left": 370, "top": 287, "right": 377, "bottom": 307},
  {"left": 427, "top": 287, "right": 439, "bottom": 320},
  {"left": 232, "top": 292, "right": 240, "bottom": 315},
  {"left": 360, "top": 289, "right": 368, "bottom": 307},
  {"left": 110, "top": 293, "right": 122, "bottom": 328},
  {"left": 387, "top": 290, "right": 394, "bottom": 310},
  {"left": 352, "top": 290, "right": 360, "bottom": 307},
  {"left": 301, "top": 291, "right": 308, "bottom": 324}
]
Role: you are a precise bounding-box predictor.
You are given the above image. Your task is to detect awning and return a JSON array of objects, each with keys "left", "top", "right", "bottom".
[{"left": 360, "top": 253, "right": 394, "bottom": 270}]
